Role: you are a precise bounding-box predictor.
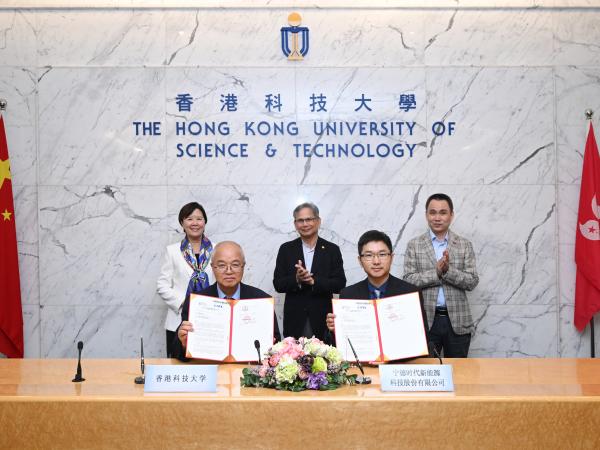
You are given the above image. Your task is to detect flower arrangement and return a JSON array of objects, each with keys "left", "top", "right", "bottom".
[{"left": 241, "top": 337, "right": 356, "bottom": 391}]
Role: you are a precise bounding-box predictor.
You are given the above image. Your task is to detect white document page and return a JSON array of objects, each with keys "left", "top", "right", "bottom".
[
  {"left": 230, "top": 298, "right": 275, "bottom": 362},
  {"left": 186, "top": 295, "right": 231, "bottom": 361},
  {"left": 376, "top": 292, "right": 429, "bottom": 361},
  {"left": 332, "top": 299, "right": 381, "bottom": 362}
]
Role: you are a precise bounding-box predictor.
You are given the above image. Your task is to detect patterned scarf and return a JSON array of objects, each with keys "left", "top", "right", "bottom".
[{"left": 181, "top": 235, "right": 213, "bottom": 297}]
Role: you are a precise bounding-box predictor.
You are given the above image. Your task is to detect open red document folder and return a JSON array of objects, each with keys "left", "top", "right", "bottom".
[
  {"left": 332, "top": 292, "right": 429, "bottom": 362},
  {"left": 185, "top": 295, "right": 275, "bottom": 362}
]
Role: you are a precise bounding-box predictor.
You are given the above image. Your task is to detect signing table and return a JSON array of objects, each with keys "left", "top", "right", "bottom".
[{"left": 1, "top": 358, "right": 600, "bottom": 449}]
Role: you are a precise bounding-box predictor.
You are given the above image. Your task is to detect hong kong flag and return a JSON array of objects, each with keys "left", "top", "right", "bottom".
[
  {"left": 575, "top": 122, "right": 600, "bottom": 331},
  {"left": 0, "top": 115, "right": 23, "bottom": 357}
]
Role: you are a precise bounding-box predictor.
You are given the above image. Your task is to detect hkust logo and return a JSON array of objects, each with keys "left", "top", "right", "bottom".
[{"left": 281, "top": 12, "right": 309, "bottom": 61}]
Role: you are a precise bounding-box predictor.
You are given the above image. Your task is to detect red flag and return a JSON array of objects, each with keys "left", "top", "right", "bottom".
[
  {"left": 575, "top": 122, "right": 600, "bottom": 331},
  {"left": 0, "top": 115, "right": 23, "bottom": 357}
]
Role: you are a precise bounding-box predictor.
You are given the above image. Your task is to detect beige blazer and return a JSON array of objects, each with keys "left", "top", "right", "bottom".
[{"left": 403, "top": 230, "right": 479, "bottom": 335}]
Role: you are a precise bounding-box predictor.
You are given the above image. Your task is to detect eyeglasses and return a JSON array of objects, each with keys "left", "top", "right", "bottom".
[
  {"left": 294, "top": 217, "right": 318, "bottom": 225},
  {"left": 360, "top": 252, "right": 392, "bottom": 261},
  {"left": 212, "top": 262, "right": 245, "bottom": 273}
]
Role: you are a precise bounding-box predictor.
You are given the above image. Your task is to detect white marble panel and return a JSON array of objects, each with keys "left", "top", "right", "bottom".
[
  {"left": 555, "top": 67, "right": 600, "bottom": 129},
  {"left": 559, "top": 244, "right": 576, "bottom": 306},
  {"left": 40, "top": 305, "right": 165, "bottom": 358},
  {"left": 557, "top": 124, "right": 586, "bottom": 185},
  {"left": 23, "top": 304, "right": 41, "bottom": 358},
  {"left": 39, "top": 185, "right": 168, "bottom": 307},
  {"left": 554, "top": 10, "right": 600, "bottom": 66},
  {"left": 36, "top": 10, "right": 165, "bottom": 67},
  {"left": 423, "top": 9, "right": 553, "bottom": 66},
  {"left": 295, "top": 10, "right": 425, "bottom": 67},
  {"left": 558, "top": 184, "right": 580, "bottom": 247},
  {"left": 470, "top": 304, "right": 558, "bottom": 357},
  {"left": 559, "top": 304, "right": 598, "bottom": 357},
  {"left": 294, "top": 68, "right": 427, "bottom": 184},
  {"left": 164, "top": 10, "right": 291, "bottom": 67},
  {"left": 38, "top": 68, "right": 166, "bottom": 185},
  {"left": 4, "top": 125, "right": 36, "bottom": 186},
  {"left": 0, "top": 67, "right": 36, "bottom": 126},
  {"left": 0, "top": 10, "right": 36, "bottom": 67},
  {"left": 426, "top": 68, "right": 555, "bottom": 185},
  {"left": 555, "top": 67, "right": 600, "bottom": 185},
  {"left": 415, "top": 185, "right": 557, "bottom": 306},
  {"left": 165, "top": 68, "right": 297, "bottom": 185},
  {"left": 14, "top": 185, "right": 39, "bottom": 306}
]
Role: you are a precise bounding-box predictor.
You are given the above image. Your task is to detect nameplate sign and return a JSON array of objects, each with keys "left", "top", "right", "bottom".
[
  {"left": 144, "top": 365, "right": 218, "bottom": 393},
  {"left": 379, "top": 364, "right": 454, "bottom": 392}
]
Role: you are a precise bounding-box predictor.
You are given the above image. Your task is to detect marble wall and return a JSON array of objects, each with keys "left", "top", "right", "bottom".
[{"left": 1, "top": 1, "right": 600, "bottom": 358}]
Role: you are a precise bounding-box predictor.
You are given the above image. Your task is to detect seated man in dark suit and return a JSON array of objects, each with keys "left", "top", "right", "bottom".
[
  {"left": 326, "top": 230, "right": 428, "bottom": 343},
  {"left": 173, "top": 241, "right": 281, "bottom": 361}
]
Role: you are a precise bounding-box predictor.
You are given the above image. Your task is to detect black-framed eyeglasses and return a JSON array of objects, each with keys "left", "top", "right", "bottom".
[
  {"left": 360, "top": 252, "right": 391, "bottom": 261},
  {"left": 294, "top": 217, "right": 318, "bottom": 225},
  {"left": 212, "top": 262, "right": 245, "bottom": 273}
]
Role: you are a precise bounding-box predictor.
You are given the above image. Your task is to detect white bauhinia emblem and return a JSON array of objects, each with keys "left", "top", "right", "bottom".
[{"left": 579, "top": 195, "right": 600, "bottom": 241}]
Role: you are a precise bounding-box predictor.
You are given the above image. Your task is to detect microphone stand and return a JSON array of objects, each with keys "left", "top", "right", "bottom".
[
  {"left": 72, "top": 341, "right": 85, "bottom": 382},
  {"left": 429, "top": 342, "right": 443, "bottom": 365},
  {"left": 347, "top": 338, "right": 371, "bottom": 384},
  {"left": 134, "top": 337, "right": 145, "bottom": 384}
]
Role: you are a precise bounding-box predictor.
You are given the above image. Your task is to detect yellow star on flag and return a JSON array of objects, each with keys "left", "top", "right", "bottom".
[
  {"left": 0, "top": 158, "right": 11, "bottom": 190},
  {"left": 2, "top": 208, "right": 12, "bottom": 221}
]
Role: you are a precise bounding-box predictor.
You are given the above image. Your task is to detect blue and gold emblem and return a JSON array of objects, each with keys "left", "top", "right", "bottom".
[{"left": 281, "top": 12, "right": 309, "bottom": 61}]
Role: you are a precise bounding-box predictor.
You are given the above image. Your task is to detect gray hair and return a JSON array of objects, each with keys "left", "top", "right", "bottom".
[{"left": 293, "top": 202, "right": 320, "bottom": 218}]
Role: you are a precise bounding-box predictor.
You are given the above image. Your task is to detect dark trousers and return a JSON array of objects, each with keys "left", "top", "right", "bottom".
[
  {"left": 429, "top": 314, "right": 471, "bottom": 358},
  {"left": 166, "top": 330, "right": 176, "bottom": 358}
]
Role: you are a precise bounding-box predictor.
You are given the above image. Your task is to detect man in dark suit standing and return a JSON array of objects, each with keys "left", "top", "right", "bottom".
[
  {"left": 274, "top": 202, "right": 346, "bottom": 341},
  {"left": 174, "top": 241, "right": 280, "bottom": 361},
  {"left": 326, "top": 230, "right": 427, "bottom": 338}
]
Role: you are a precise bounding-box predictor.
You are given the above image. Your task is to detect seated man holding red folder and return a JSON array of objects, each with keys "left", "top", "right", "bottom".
[
  {"left": 173, "top": 241, "right": 281, "bottom": 361},
  {"left": 326, "top": 230, "right": 428, "bottom": 342}
]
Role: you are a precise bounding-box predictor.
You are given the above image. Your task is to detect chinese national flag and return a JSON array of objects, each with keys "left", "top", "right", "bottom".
[
  {"left": 0, "top": 115, "right": 23, "bottom": 357},
  {"left": 575, "top": 122, "right": 600, "bottom": 331}
]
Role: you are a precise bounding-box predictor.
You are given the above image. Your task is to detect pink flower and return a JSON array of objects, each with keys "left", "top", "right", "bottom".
[{"left": 269, "top": 353, "right": 281, "bottom": 367}]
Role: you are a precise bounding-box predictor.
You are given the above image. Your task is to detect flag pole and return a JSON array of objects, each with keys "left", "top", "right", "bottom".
[{"left": 585, "top": 108, "right": 596, "bottom": 358}]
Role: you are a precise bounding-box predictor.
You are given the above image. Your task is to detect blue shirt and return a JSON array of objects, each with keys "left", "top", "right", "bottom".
[
  {"left": 217, "top": 284, "right": 241, "bottom": 300},
  {"left": 430, "top": 229, "right": 448, "bottom": 307},
  {"left": 367, "top": 280, "right": 388, "bottom": 299}
]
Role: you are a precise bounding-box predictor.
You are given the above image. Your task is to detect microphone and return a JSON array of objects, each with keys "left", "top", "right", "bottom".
[
  {"left": 254, "top": 339, "right": 261, "bottom": 363},
  {"left": 347, "top": 338, "right": 371, "bottom": 385},
  {"left": 134, "top": 337, "right": 145, "bottom": 385},
  {"left": 72, "top": 341, "right": 85, "bottom": 382},
  {"left": 429, "top": 342, "right": 443, "bottom": 364}
]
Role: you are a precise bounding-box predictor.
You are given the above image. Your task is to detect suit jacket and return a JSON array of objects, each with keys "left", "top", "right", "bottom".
[
  {"left": 172, "top": 282, "right": 281, "bottom": 361},
  {"left": 156, "top": 242, "right": 214, "bottom": 331},
  {"left": 330, "top": 275, "right": 429, "bottom": 347},
  {"left": 403, "top": 230, "right": 479, "bottom": 335},
  {"left": 273, "top": 236, "right": 346, "bottom": 341}
]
